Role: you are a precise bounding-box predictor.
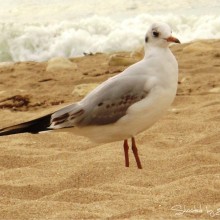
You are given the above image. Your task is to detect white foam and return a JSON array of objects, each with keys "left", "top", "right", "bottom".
[{"left": 0, "top": 0, "right": 220, "bottom": 62}]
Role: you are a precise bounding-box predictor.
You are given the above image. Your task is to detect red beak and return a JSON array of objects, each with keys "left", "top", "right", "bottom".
[{"left": 166, "top": 36, "right": 180, "bottom": 44}]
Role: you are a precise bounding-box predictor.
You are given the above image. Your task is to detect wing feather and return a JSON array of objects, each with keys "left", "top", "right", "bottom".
[{"left": 50, "top": 75, "right": 150, "bottom": 128}]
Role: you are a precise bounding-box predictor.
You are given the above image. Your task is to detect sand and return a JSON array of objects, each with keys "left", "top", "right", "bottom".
[{"left": 0, "top": 40, "right": 220, "bottom": 219}]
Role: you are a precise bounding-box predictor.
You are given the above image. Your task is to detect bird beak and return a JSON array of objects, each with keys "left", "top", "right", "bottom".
[{"left": 166, "top": 36, "right": 181, "bottom": 44}]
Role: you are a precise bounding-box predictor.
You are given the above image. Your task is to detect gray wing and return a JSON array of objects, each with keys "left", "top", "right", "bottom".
[{"left": 50, "top": 75, "right": 149, "bottom": 128}]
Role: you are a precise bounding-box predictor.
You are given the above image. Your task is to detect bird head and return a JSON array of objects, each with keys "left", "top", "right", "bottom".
[{"left": 145, "top": 22, "right": 180, "bottom": 48}]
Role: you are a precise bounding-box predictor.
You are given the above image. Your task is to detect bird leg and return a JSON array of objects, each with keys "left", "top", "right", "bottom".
[
  {"left": 131, "top": 137, "right": 143, "bottom": 169},
  {"left": 123, "top": 139, "right": 129, "bottom": 167}
]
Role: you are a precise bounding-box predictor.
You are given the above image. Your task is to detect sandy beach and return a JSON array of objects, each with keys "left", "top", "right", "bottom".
[{"left": 0, "top": 40, "right": 220, "bottom": 219}]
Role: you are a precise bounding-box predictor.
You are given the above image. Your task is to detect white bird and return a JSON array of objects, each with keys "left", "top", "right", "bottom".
[{"left": 0, "top": 22, "right": 180, "bottom": 169}]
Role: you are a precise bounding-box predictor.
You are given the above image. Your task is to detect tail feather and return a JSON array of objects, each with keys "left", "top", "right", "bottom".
[{"left": 0, "top": 114, "right": 52, "bottom": 136}]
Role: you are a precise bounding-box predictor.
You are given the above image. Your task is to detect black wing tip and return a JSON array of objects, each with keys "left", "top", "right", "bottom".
[
  {"left": 0, "top": 114, "right": 52, "bottom": 136},
  {"left": 0, "top": 128, "right": 25, "bottom": 136}
]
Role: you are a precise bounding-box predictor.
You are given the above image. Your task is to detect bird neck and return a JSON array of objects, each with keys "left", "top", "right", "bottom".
[{"left": 144, "top": 45, "right": 171, "bottom": 59}]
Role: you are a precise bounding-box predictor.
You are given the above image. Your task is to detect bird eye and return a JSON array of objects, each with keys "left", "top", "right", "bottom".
[{"left": 152, "top": 31, "right": 159, "bottom": 37}]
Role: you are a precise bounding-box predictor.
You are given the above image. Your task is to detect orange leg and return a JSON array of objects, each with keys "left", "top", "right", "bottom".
[
  {"left": 123, "top": 139, "right": 129, "bottom": 167},
  {"left": 131, "top": 137, "right": 143, "bottom": 169}
]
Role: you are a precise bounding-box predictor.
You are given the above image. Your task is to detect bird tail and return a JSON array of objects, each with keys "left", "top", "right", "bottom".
[{"left": 0, "top": 114, "right": 52, "bottom": 136}]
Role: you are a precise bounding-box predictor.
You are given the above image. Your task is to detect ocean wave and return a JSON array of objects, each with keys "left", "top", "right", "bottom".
[{"left": 1, "top": 14, "right": 220, "bottom": 62}]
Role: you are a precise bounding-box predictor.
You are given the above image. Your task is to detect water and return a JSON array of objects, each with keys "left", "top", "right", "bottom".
[{"left": 0, "top": 0, "right": 220, "bottom": 62}]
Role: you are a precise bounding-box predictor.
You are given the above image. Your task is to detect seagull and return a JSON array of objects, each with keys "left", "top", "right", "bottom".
[{"left": 0, "top": 22, "right": 180, "bottom": 169}]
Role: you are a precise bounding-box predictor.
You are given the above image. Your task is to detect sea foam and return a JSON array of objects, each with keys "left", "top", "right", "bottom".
[{"left": 1, "top": 13, "right": 220, "bottom": 62}]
